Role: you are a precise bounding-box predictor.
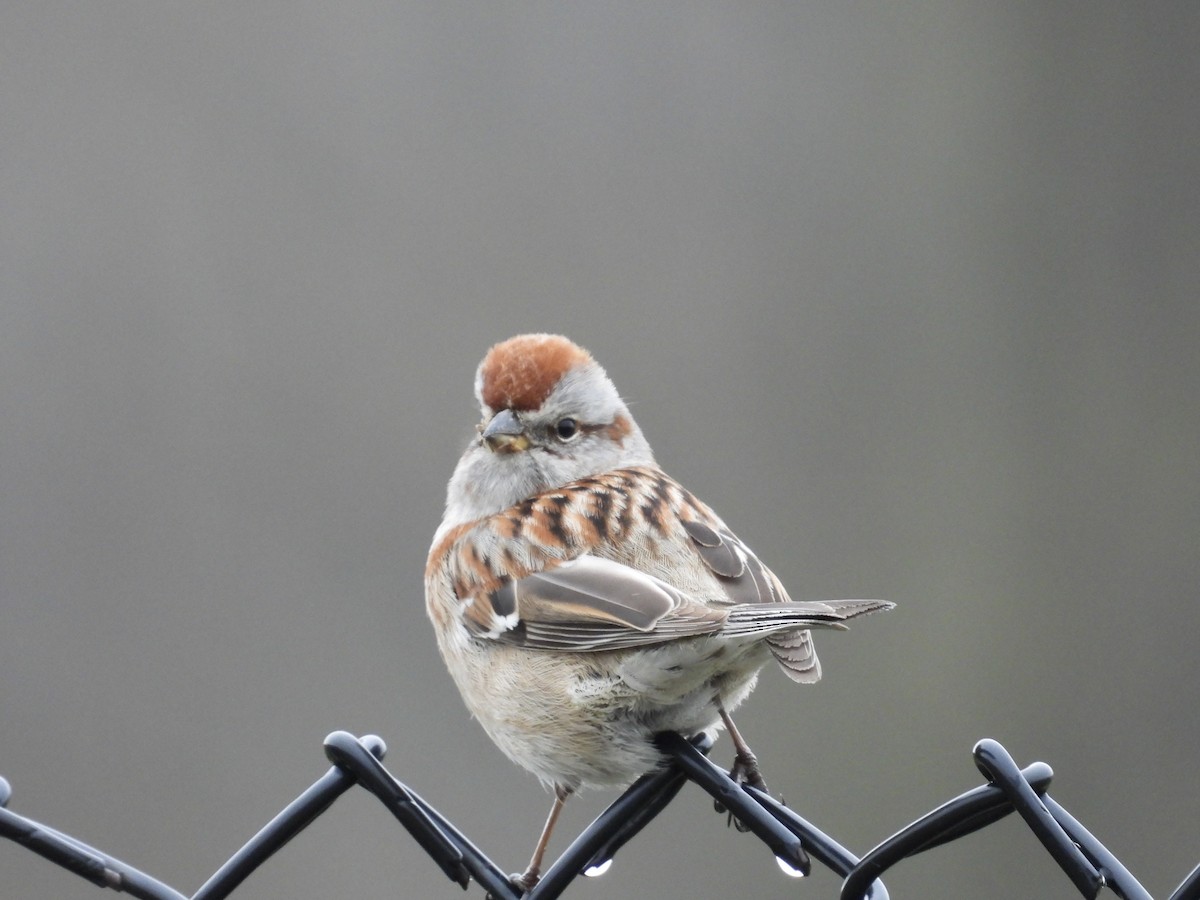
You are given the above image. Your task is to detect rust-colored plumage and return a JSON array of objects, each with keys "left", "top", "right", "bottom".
[
  {"left": 478, "top": 333, "right": 592, "bottom": 412},
  {"left": 426, "top": 334, "right": 893, "bottom": 891},
  {"left": 435, "top": 466, "right": 833, "bottom": 662}
]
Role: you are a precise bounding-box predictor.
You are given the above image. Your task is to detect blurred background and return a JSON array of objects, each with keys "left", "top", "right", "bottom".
[{"left": 2, "top": 4, "right": 1198, "bottom": 899}]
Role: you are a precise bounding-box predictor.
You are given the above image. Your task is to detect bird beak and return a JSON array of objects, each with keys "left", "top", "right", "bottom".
[{"left": 481, "top": 408, "right": 530, "bottom": 454}]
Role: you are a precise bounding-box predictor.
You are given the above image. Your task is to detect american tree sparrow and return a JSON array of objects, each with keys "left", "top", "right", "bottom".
[{"left": 426, "top": 334, "right": 892, "bottom": 890}]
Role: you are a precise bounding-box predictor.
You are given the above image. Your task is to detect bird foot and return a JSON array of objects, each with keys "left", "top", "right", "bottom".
[
  {"left": 508, "top": 869, "right": 540, "bottom": 894},
  {"left": 729, "top": 748, "right": 769, "bottom": 792},
  {"left": 712, "top": 750, "right": 770, "bottom": 831}
]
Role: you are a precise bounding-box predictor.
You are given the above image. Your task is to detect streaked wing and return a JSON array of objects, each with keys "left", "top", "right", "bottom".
[
  {"left": 438, "top": 466, "right": 892, "bottom": 666},
  {"left": 468, "top": 555, "right": 727, "bottom": 652},
  {"left": 518, "top": 557, "right": 679, "bottom": 630},
  {"left": 680, "top": 515, "right": 788, "bottom": 606},
  {"left": 680, "top": 501, "right": 831, "bottom": 681}
]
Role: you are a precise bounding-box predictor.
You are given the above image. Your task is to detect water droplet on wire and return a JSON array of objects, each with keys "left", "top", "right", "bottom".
[
  {"left": 776, "top": 855, "right": 806, "bottom": 878},
  {"left": 584, "top": 858, "right": 613, "bottom": 877}
]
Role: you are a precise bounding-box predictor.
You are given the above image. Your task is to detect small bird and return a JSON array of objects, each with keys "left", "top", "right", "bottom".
[{"left": 425, "top": 334, "right": 892, "bottom": 890}]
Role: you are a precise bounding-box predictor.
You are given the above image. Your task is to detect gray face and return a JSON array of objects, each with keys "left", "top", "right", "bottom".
[{"left": 441, "top": 363, "right": 656, "bottom": 526}]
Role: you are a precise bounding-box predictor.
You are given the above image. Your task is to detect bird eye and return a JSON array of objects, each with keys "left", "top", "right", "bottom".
[{"left": 555, "top": 418, "right": 579, "bottom": 440}]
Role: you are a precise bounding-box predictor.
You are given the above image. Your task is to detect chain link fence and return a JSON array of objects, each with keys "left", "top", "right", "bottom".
[{"left": 2, "top": 731, "right": 1196, "bottom": 900}]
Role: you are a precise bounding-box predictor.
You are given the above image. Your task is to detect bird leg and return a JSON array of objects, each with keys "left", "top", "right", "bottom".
[
  {"left": 718, "top": 702, "right": 768, "bottom": 792},
  {"left": 713, "top": 702, "right": 769, "bottom": 832},
  {"left": 511, "top": 785, "right": 572, "bottom": 893}
]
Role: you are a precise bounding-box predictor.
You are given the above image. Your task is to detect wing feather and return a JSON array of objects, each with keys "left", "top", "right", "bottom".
[
  {"left": 473, "top": 556, "right": 727, "bottom": 651},
  {"left": 680, "top": 512, "right": 785, "bottom": 607},
  {"left": 520, "top": 557, "right": 677, "bottom": 631},
  {"left": 437, "top": 467, "right": 893, "bottom": 665}
]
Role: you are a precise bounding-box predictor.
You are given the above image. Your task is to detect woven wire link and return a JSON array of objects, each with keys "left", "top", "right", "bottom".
[{"left": 2, "top": 733, "right": 1197, "bottom": 900}]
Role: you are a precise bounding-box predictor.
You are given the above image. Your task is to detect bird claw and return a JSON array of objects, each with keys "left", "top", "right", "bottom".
[
  {"left": 729, "top": 750, "right": 768, "bottom": 792},
  {"left": 507, "top": 870, "right": 539, "bottom": 895},
  {"left": 712, "top": 751, "right": 771, "bottom": 831}
]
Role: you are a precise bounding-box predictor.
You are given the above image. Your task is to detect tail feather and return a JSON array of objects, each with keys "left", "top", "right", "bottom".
[
  {"left": 723, "top": 599, "right": 893, "bottom": 634},
  {"left": 767, "top": 628, "right": 822, "bottom": 683},
  {"left": 723, "top": 599, "right": 894, "bottom": 684}
]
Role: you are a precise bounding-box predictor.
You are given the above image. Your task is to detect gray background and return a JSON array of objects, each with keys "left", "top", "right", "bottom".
[{"left": 2, "top": 4, "right": 1198, "bottom": 899}]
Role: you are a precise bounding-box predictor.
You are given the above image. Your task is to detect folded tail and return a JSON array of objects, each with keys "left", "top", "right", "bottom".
[{"left": 723, "top": 598, "right": 894, "bottom": 684}]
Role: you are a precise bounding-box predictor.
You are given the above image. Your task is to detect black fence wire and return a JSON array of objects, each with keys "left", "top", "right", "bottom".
[{"left": 2, "top": 731, "right": 1197, "bottom": 900}]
